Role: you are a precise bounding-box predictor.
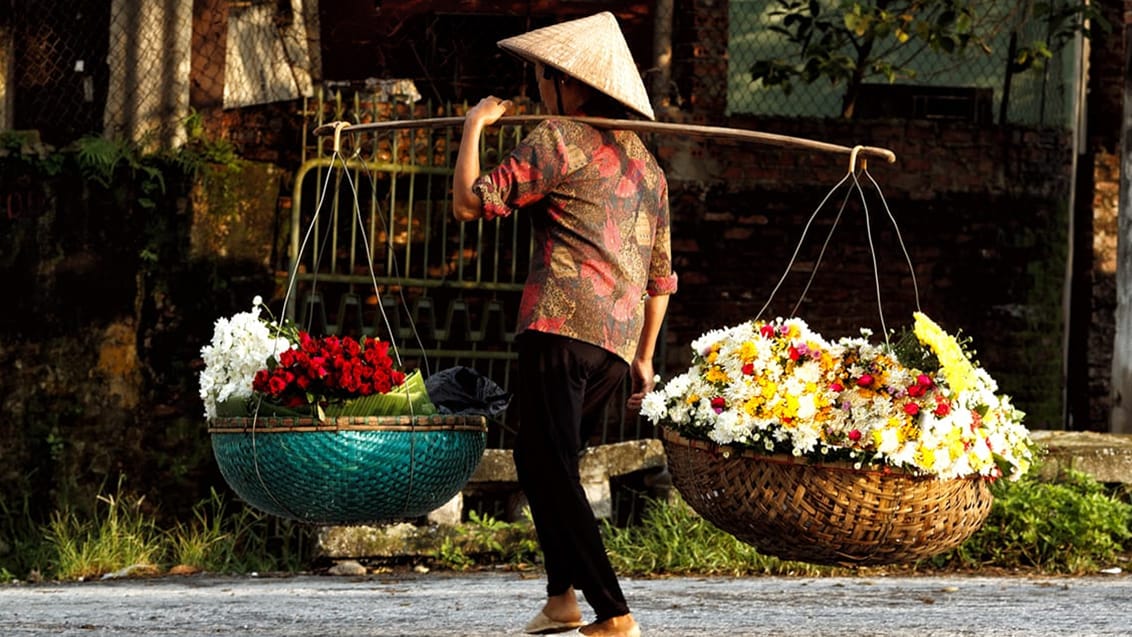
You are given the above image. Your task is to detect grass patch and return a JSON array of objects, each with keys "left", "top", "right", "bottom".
[
  {"left": 604, "top": 466, "right": 1131, "bottom": 577},
  {"left": 603, "top": 495, "right": 837, "bottom": 577},
  {"left": 166, "top": 488, "right": 315, "bottom": 574},
  {"left": 46, "top": 488, "right": 166, "bottom": 581},
  {"left": 930, "top": 468, "right": 1132, "bottom": 573},
  {"left": 2, "top": 481, "right": 316, "bottom": 582},
  {"left": 4, "top": 465, "right": 1129, "bottom": 582},
  {"left": 431, "top": 510, "right": 541, "bottom": 570}
]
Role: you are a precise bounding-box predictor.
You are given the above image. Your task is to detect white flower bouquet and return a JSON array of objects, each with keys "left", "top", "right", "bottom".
[
  {"left": 642, "top": 312, "right": 1035, "bottom": 481},
  {"left": 199, "top": 296, "right": 433, "bottom": 422}
]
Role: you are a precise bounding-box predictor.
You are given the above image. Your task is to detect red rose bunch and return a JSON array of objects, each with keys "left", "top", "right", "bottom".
[{"left": 252, "top": 331, "right": 406, "bottom": 409}]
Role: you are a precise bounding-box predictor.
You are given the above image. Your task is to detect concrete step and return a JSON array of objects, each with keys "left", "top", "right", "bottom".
[
  {"left": 318, "top": 430, "right": 1132, "bottom": 559},
  {"left": 1030, "top": 430, "right": 1132, "bottom": 484}
]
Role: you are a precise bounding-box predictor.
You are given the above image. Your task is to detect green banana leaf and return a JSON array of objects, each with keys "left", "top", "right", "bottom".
[{"left": 227, "top": 370, "right": 437, "bottom": 420}]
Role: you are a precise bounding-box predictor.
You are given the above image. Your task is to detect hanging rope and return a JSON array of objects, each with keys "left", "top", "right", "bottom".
[{"left": 755, "top": 146, "right": 921, "bottom": 346}]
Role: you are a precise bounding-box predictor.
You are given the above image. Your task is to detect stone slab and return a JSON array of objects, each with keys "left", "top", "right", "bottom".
[{"left": 1029, "top": 430, "right": 1132, "bottom": 484}]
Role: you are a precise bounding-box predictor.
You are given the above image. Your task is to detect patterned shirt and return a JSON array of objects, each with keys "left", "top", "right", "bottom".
[{"left": 473, "top": 118, "right": 678, "bottom": 363}]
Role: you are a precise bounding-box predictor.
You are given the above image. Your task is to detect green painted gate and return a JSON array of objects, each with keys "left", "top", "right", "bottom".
[{"left": 290, "top": 86, "right": 655, "bottom": 455}]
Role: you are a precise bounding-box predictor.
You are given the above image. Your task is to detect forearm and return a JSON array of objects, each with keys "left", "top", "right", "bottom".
[
  {"left": 453, "top": 97, "right": 511, "bottom": 222},
  {"left": 452, "top": 118, "right": 485, "bottom": 222},
  {"left": 627, "top": 293, "right": 670, "bottom": 409},
  {"left": 635, "top": 293, "right": 670, "bottom": 364}
]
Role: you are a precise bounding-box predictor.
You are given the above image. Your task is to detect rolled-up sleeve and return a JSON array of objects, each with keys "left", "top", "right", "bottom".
[
  {"left": 470, "top": 122, "right": 569, "bottom": 221},
  {"left": 647, "top": 271, "right": 678, "bottom": 296},
  {"left": 646, "top": 178, "right": 677, "bottom": 296},
  {"left": 472, "top": 177, "right": 512, "bottom": 221}
]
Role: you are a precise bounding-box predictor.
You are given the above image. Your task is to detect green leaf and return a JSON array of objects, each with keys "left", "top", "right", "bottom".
[{"left": 324, "top": 370, "right": 438, "bottom": 418}]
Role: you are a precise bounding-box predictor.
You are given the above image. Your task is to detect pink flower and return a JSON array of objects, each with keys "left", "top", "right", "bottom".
[{"left": 710, "top": 396, "right": 727, "bottom": 413}]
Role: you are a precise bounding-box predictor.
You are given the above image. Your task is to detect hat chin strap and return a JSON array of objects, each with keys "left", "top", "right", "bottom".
[{"left": 553, "top": 81, "right": 565, "bottom": 116}]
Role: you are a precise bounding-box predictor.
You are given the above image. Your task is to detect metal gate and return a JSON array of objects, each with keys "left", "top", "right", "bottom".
[{"left": 290, "top": 85, "right": 655, "bottom": 456}]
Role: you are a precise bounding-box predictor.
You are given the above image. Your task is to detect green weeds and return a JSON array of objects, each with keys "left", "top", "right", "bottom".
[
  {"left": 2, "top": 482, "right": 315, "bottom": 582},
  {"left": 606, "top": 467, "right": 1131, "bottom": 577},
  {"left": 46, "top": 490, "right": 165, "bottom": 580},
  {"left": 2, "top": 465, "right": 1128, "bottom": 582},
  {"left": 602, "top": 496, "right": 835, "bottom": 577},
  {"left": 932, "top": 468, "right": 1132, "bottom": 572},
  {"left": 430, "top": 510, "right": 540, "bottom": 570}
]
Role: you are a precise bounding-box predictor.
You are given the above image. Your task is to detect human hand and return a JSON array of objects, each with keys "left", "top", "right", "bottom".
[
  {"left": 465, "top": 96, "right": 513, "bottom": 129},
  {"left": 627, "top": 358, "right": 655, "bottom": 412}
]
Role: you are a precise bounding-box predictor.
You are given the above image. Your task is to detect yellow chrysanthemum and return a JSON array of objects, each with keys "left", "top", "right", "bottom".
[
  {"left": 705, "top": 365, "right": 729, "bottom": 384},
  {"left": 913, "top": 312, "right": 977, "bottom": 395},
  {"left": 783, "top": 395, "right": 799, "bottom": 418},
  {"left": 917, "top": 444, "right": 936, "bottom": 470},
  {"left": 760, "top": 379, "right": 778, "bottom": 399},
  {"left": 946, "top": 428, "right": 965, "bottom": 460},
  {"left": 743, "top": 396, "right": 761, "bottom": 416},
  {"left": 738, "top": 341, "right": 758, "bottom": 363},
  {"left": 886, "top": 416, "right": 905, "bottom": 441}
]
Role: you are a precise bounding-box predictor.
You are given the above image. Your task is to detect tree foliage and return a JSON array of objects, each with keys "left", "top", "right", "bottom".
[{"left": 750, "top": 0, "right": 1108, "bottom": 119}]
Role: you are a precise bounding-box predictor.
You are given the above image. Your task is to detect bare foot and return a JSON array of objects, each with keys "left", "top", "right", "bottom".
[
  {"left": 542, "top": 588, "right": 582, "bottom": 624},
  {"left": 524, "top": 588, "right": 583, "bottom": 634},
  {"left": 579, "top": 613, "right": 640, "bottom": 637}
]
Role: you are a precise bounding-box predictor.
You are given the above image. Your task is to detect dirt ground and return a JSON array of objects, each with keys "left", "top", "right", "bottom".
[{"left": 1, "top": 569, "right": 1130, "bottom": 636}]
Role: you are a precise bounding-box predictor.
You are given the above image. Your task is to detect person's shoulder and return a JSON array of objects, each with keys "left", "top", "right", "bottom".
[
  {"left": 540, "top": 117, "right": 598, "bottom": 137},
  {"left": 526, "top": 117, "right": 587, "bottom": 142}
]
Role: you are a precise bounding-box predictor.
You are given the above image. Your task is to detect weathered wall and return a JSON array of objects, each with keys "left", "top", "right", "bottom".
[
  {"left": 653, "top": 116, "right": 1073, "bottom": 429},
  {"left": 0, "top": 0, "right": 1118, "bottom": 525},
  {"left": 654, "top": 0, "right": 1078, "bottom": 430}
]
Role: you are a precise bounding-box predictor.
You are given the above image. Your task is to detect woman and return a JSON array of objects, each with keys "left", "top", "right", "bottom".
[{"left": 452, "top": 12, "right": 677, "bottom": 637}]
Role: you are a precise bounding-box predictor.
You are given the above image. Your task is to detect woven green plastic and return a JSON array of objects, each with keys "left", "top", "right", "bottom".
[{"left": 209, "top": 415, "right": 487, "bottom": 525}]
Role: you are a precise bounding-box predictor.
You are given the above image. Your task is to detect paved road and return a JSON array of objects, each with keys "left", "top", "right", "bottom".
[{"left": 1, "top": 571, "right": 1130, "bottom": 636}]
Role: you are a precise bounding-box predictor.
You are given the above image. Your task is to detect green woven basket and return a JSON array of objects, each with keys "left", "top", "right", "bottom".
[{"left": 209, "top": 414, "right": 487, "bottom": 525}]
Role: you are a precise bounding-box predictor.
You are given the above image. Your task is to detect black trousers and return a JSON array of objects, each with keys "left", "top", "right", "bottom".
[{"left": 514, "top": 331, "right": 630, "bottom": 621}]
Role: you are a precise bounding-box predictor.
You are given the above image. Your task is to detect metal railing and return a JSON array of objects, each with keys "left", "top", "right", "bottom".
[{"left": 290, "top": 86, "right": 654, "bottom": 451}]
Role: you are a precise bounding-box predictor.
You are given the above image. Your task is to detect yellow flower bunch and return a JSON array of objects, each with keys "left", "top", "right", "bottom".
[
  {"left": 912, "top": 312, "right": 977, "bottom": 395},
  {"left": 642, "top": 314, "right": 1036, "bottom": 480}
]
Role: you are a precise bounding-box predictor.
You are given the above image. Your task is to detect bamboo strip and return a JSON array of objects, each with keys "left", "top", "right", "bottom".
[{"left": 313, "top": 116, "right": 897, "bottom": 165}]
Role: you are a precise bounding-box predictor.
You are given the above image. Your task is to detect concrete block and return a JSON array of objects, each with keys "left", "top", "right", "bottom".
[
  {"left": 1030, "top": 430, "right": 1132, "bottom": 484},
  {"left": 426, "top": 492, "right": 463, "bottom": 526}
]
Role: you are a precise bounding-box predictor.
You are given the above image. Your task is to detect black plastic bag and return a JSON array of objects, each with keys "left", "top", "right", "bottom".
[{"left": 425, "top": 366, "right": 511, "bottom": 424}]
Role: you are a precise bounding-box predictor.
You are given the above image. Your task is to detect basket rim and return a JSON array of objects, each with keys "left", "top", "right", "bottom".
[
  {"left": 660, "top": 426, "right": 977, "bottom": 480},
  {"left": 208, "top": 413, "right": 488, "bottom": 434}
]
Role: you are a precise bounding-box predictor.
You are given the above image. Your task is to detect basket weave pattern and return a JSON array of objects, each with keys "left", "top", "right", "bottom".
[
  {"left": 210, "top": 415, "right": 487, "bottom": 525},
  {"left": 662, "top": 428, "right": 993, "bottom": 566}
]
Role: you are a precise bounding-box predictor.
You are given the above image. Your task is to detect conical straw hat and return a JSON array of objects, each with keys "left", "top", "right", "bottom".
[{"left": 498, "top": 12, "right": 655, "bottom": 120}]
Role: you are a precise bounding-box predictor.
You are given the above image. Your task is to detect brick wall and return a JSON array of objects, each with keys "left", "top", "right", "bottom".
[
  {"left": 652, "top": 118, "right": 1073, "bottom": 428},
  {"left": 194, "top": 0, "right": 1099, "bottom": 432},
  {"left": 659, "top": 0, "right": 1077, "bottom": 429}
]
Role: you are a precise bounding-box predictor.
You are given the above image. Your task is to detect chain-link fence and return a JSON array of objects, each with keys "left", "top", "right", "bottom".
[
  {"left": 3, "top": 1, "right": 1088, "bottom": 150},
  {"left": 4, "top": 0, "right": 110, "bottom": 146},
  {"left": 727, "top": 0, "right": 1082, "bottom": 126},
  {"left": 2, "top": 0, "right": 320, "bottom": 148}
]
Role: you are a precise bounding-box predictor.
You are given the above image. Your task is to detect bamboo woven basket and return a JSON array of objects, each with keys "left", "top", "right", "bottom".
[
  {"left": 661, "top": 427, "right": 994, "bottom": 567},
  {"left": 209, "top": 414, "right": 487, "bottom": 525}
]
